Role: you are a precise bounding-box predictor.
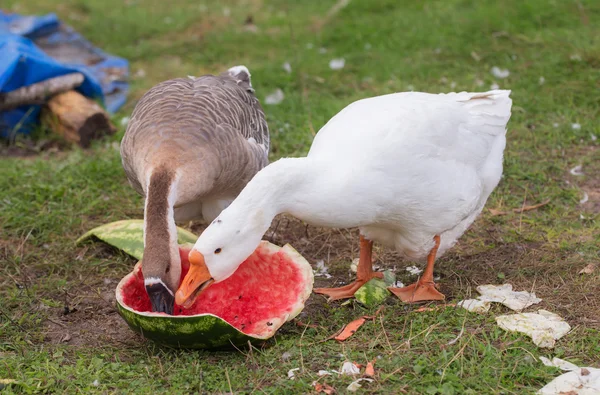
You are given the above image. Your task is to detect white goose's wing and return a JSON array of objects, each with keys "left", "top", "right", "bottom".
[{"left": 308, "top": 90, "right": 511, "bottom": 171}]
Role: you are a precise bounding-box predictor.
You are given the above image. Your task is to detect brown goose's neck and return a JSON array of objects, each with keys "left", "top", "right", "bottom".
[{"left": 142, "top": 165, "right": 181, "bottom": 291}]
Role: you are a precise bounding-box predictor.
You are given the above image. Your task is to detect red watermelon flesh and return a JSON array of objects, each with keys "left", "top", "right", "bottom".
[{"left": 121, "top": 243, "right": 311, "bottom": 336}]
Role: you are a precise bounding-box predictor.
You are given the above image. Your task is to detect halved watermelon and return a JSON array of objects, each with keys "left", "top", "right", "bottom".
[{"left": 116, "top": 241, "right": 314, "bottom": 349}]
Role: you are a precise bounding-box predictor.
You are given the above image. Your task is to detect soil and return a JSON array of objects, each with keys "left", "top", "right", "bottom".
[{"left": 43, "top": 281, "right": 139, "bottom": 347}]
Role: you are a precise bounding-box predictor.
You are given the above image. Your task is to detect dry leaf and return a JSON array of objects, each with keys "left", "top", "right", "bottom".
[
  {"left": 314, "top": 382, "right": 336, "bottom": 394},
  {"left": 331, "top": 307, "right": 384, "bottom": 341},
  {"left": 365, "top": 361, "right": 375, "bottom": 377},
  {"left": 489, "top": 200, "right": 550, "bottom": 216},
  {"left": 296, "top": 321, "right": 319, "bottom": 329},
  {"left": 363, "top": 306, "right": 385, "bottom": 320},
  {"left": 333, "top": 318, "right": 366, "bottom": 341},
  {"left": 579, "top": 264, "right": 596, "bottom": 275},
  {"left": 488, "top": 208, "right": 506, "bottom": 216}
]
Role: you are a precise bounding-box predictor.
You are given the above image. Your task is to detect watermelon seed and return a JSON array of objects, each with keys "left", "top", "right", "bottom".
[
  {"left": 238, "top": 295, "right": 242, "bottom": 299},
  {"left": 267, "top": 322, "right": 273, "bottom": 326}
]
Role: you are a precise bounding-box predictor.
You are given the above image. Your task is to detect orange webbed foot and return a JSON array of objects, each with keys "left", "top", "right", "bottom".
[
  {"left": 314, "top": 272, "right": 383, "bottom": 301},
  {"left": 388, "top": 281, "right": 445, "bottom": 303}
]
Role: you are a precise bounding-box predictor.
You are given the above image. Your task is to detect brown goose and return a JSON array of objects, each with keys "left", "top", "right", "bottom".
[{"left": 120, "top": 66, "right": 269, "bottom": 314}]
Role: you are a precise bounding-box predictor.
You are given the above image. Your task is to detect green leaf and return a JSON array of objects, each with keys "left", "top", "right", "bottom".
[
  {"left": 77, "top": 219, "right": 197, "bottom": 260},
  {"left": 354, "top": 270, "right": 395, "bottom": 307}
]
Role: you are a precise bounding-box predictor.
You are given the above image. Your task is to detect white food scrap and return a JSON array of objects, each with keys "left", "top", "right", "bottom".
[
  {"left": 265, "top": 89, "right": 285, "bottom": 105},
  {"left": 287, "top": 368, "right": 300, "bottom": 379},
  {"left": 476, "top": 284, "right": 542, "bottom": 311},
  {"left": 456, "top": 299, "right": 491, "bottom": 314},
  {"left": 491, "top": 66, "right": 510, "bottom": 79},
  {"left": 405, "top": 265, "right": 422, "bottom": 275},
  {"left": 340, "top": 361, "right": 360, "bottom": 375},
  {"left": 314, "top": 260, "right": 332, "bottom": 279},
  {"left": 496, "top": 310, "right": 571, "bottom": 348},
  {"left": 329, "top": 58, "right": 345, "bottom": 70},
  {"left": 347, "top": 378, "right": 374, "bottom": 392},
  {"left": 538, "top": 357, "right": 600, "bottom": 395}
]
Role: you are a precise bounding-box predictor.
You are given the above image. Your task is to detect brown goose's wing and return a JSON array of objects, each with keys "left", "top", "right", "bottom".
[{"left": 120, "top": 67, "right": 269, "bottom": 200}]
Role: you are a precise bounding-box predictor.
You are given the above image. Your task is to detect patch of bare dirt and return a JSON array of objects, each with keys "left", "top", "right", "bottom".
[
  {"left": 443, "top": 243, "right": 600, "bottom": 327},
  {"left": 43, "top": 281, "right": 139, "bottom": 347}
]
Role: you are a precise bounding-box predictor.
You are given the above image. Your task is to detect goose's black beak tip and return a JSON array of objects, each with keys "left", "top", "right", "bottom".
[{"left": 146, "top": 283, "right": 175, "bottom": 315}]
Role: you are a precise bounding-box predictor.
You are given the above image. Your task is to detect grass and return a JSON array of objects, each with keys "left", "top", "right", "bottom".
[{"left": 1, "top": 0, "right": 599, "bottom": 393}]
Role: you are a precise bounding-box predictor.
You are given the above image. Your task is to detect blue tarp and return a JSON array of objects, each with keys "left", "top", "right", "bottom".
[{"left": 0, "top": 11, "right": 129, "bottom": 138}]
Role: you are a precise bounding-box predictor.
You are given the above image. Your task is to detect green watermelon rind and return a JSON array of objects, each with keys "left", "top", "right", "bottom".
[
  {"left": 115, "top": 241, "right": 314, "bottom": 349},
  {"left": 76, "top": 219, "right": 198, "bottom": 260},
  {"left": 354, "top": 270, "right": 396, "bottom": 307}
]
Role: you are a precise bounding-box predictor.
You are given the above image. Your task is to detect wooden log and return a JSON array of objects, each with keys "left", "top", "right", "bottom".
[
  {"left": 41, "top": 90, "right": 116, "bottom": 148},
  {"left": 0, "top": 73, "right": 85, "bottom": 111}
]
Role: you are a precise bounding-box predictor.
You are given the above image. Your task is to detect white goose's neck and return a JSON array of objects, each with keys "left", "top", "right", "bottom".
[
  {"left": 224, "top": 157, "right": 357, "bottom": 230},
  {"left": 228, "top": 157, "right": 317, "bottom": 219}
]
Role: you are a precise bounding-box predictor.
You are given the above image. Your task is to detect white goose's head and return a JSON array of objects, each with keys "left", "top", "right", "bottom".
[
  {"left": 175, "top": 158, "right": 310, "bottom": 308},
  {"left": 175, "top": 208, "right": 269, "bottom": 308}
]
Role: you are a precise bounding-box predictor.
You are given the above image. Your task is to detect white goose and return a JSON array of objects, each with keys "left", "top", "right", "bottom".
[
  {"left": 175, "top": 90, "right": 512, "bottom": 307},
  {"left": 120, "top": 66, "right": 269, "bottom": 313}
]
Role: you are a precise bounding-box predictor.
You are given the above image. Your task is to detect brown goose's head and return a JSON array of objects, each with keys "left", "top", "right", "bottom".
[{"left": 142, "top": 248, "right": 180, "bottom": 315}]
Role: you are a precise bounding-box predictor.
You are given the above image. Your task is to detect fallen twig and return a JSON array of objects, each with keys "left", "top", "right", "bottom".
[
  {"left": 414, "top": 303, "right": 456, "bottom": 313},
  {"left": 295, "top": 320, "right": 319, "bottom": 329},
  {"left": 488, "top": 199, "right": 550, "bottom": 216}
]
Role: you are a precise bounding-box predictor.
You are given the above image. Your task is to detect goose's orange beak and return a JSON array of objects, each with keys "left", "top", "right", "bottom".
[{"left": 175, "top": 250, "right": 214, "bottom": 308}]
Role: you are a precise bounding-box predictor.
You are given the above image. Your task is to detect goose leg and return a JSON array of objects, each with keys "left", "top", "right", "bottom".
[
  {"left": 388, "top": 235, "right": 445, "bottom": 303},
  {"left": 314, "top": 235, "right": 383, "bottom": 300}
]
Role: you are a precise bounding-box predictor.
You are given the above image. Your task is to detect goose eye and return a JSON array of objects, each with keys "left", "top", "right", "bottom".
[{"left": 214, "top": 248, "right": 222, "bottom": 254}]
